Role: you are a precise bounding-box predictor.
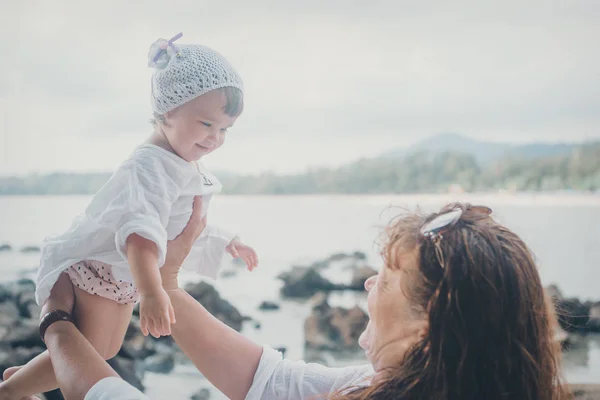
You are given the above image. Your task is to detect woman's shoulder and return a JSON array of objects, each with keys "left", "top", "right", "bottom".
[{"left": 246, "top": 346, "right": 373, "bottom": 400}]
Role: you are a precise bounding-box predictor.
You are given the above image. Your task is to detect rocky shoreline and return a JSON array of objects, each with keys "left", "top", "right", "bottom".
[{"left": 1, "top": 251, "right": 599, "bottom": 399}]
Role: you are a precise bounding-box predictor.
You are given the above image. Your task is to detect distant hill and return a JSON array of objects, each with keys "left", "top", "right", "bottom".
[
  {"left": 0, "top": 136, "right": 598, "bottom": 195},
  {"left": 382, "top": 133, "right": 576, "bottom": 165}
]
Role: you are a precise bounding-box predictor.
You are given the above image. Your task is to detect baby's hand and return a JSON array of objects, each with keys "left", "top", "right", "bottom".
[
  {"left": 226, "top": 238, "right": 258, "bottom": 271},
  {"left": 139, "top": 287, "right": 176, "bottom": 338}
]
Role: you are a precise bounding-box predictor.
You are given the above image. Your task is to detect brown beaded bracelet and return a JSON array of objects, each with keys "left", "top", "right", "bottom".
[{"left": 39, "top": 310, "right": 75, "bottom": 343}]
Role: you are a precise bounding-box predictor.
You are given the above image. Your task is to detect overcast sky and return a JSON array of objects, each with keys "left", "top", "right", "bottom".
[{"left": 1, "top": 1, "right": 599, "bottom": 176}]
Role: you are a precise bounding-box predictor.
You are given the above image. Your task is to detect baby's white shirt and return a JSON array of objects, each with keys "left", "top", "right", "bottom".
[{"left": 35, "top": 144, "right": 234, "bottom": 305}]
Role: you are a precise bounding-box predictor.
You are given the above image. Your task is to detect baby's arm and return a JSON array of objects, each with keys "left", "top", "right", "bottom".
[{"left": 127, "top": 234, "right": 175, "bottom": 338}]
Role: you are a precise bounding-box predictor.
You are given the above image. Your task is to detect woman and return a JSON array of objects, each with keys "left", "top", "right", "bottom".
[{"left": 6, "top": 200, "right": 569, "bottom": 399}]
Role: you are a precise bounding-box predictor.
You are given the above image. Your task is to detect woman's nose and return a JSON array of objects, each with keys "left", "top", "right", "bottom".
[{"left": 364, "top": 274, "right": 377, "bottom": 292}]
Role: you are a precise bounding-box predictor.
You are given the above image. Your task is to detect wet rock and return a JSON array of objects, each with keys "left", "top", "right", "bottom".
[
  {"left": 278, "top": 267, "right": 336, "bottom": 298},
  {"left": 220, "top": 269, "right": 238, "bottom": 279},
  {"left": 346, "top": 266, "right": 377, "bottom": 291},
  {"left": 108, "top": 356, "right": 145, "bottom": 392},
  {"left": 191, "top": 388, "right": 211, "bottom": 400},
  {"left": 143, "top": 352, "right": 175, "bottom": 374},
  {"left": 3, "top": 279, "right": 36, "bottom": 303},
  {"left": 0, "top": 285, "right": 10, "bottom": 303},
  {"left": 571, "top": 384, "right": 600, "bottom": 399},
  {"left": 258, "top": 301, "right": 280, "bottom": 311},
  {"left": 0, "top": 301, "right": 20, "bottom": 327},
  {"left": 545, "top": 284, "right": 563, "bottom": 300},
  {"left": 20, "top": 246, "right": 41, "bottom": 253},
  {"left": 555, "top": 297, "right": 590, "bottom": 332},
  {"left": 274, "top": 347, "right": 287, "bottom": 357},
  {"left": 328, "top": 253, "right": 350, "bottom": 262},
  {"left": 184, "top": 281, "right": 244, "bottom": 332},
  {"left": 3, "top": 319, "right": 44, "bottom": 348},
  {"left": 304, "top": 295, "right": 368, "bottom": 352},
  {"left": 8, "top": 346, "right": 44, "bottom": 367},
  {"left": 16, "top": 289, "right": 39, "bottom": 319},
  {"left": 120, "top": 318, "right": 155, "bottom": 360},
  {"left": 0, "top": 344, "right": 14, "bottom": 372},
  {"left": 309, "top": 251, "right": 367, "bottom": 270},
  {"left": 588, "top": 302, "right": 600, "bottom": 333}
]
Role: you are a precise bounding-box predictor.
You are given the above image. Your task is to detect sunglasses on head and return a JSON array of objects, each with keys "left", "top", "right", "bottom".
[{"left": 420, "top": 205, "right": 492, "bottom": 269}]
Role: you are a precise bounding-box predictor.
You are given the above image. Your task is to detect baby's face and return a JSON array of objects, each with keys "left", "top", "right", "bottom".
[{"left": 163, "top": 89, "right": 238, "bottom": 162}]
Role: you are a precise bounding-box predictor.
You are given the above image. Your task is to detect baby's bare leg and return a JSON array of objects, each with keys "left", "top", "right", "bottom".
[{"left": 0, "top": 287, "right": 134, "bottom": 399}]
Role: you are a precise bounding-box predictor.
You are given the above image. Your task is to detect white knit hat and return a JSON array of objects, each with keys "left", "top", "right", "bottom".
[{"left": 148, "top": 33, "right": 244, "bottom": 115}]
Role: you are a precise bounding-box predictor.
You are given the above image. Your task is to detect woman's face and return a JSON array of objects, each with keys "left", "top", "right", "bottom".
[{"left": 359, "top": 250, "right": 427, "bottom": 370}]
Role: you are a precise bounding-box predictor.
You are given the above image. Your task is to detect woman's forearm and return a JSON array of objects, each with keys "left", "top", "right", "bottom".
[
  {"left": 167, "top": 288, "right": 262, "bottom": 400},
  {"left": 44, "top": 321, "right": 119, "bottom": 399}
]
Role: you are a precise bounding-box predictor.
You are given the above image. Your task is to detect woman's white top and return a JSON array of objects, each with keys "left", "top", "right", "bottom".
[
  {"left": 85, "top": 346, "right": 373, "bottom": 400},
  {"left": 245, "top": 346, "right": 373, "bottom": 399}
]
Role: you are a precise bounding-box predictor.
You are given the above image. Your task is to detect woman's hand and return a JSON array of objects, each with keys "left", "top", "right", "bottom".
[{"left": 161, "top": 196, "right": 207, "bottom": 291}]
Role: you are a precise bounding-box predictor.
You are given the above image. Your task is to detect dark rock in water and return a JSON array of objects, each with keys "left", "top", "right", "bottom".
[
  {"left": 0, "top": 244, "right": 11, "bottom": 252},
  {"left": 0, "top": 301, "right": 20, "bottom": 328},
  {"left": 120, "top": 317, "right": 155, "bottom": 360},
  {"left": 310, "top": 292, "right": 330, "bottom": 313},
  {"left": 310, "top": 251, "right": 367, "bottom": 270},
  {"left": 571, "top": 384, "right": 600, "bottom": 399},
  {"left": 546, "top": 284, "right": 563, "bottom": 300},
  {"left": 0, "top": 285, "right": 10, "bottom": 303},
  {"left": 24, "top": 302, "right": 42, "bottom": 320},
  {"left": 588, "top": 302, "right": 600, "bottom": 333},
  {"left": 3, "top": 319, "right": 45, "bottom": 348},
  {"left": 220, "top": 269, "right": 238, "bottom": 279},
  {"left": 555, "top": 297, "right": 590, "bottom": 332},
  {"left": 328, "top": 253, "right": 350, "bottom": 262},
  {"left": 258, "top": 301, "right": 280, "bottom": 311},
  {"left": 304, "top": 295, "right": 368, "bottom": 352},
  {"left": 346, "top": 266, "right": 377, "bottom": 291},
  {"left": 108, "top": 356, "right": 145, "bottom": 392},
  {"left": 278, "top": 267, "right": 336, "bottom": 298},
  {"left": 184, "top": 281, "right": 244, "bottom": 332},
  {"left": 8, "top": 346, "right": 44, "bottom": 367},
  {"left": 143, "top": 352, "right": 175, "bottom": 374},
  {"left": 3, "top": 279, "right": 36, "bottom": 303},
  {"left": 16, "top": 288, "right": 39, "bottom": 319},
  {"left": 0, "top": 345, "right": 44, "bottom": 373},
  {"left": 328, "top": 251, "right": 367, "bottom": 263},
  {"left": 274, "top": 346, "right": 287, "bottom": 357},
  {"left": 191, "top": 388, "right": 211, "bottom": 400},
  {"left": 254, "top": 321, "right": 262, "bottom": 330},
  {"left": 310, "top": 260, "right": 330, "bottom": 270},
  {"left": 20, "top": 246, "right": 41, "bottom": 253}
]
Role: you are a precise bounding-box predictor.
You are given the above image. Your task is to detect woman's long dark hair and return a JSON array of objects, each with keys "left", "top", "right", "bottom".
[{"left": 333, "top": 203, "right": 569, "bottom": 400}]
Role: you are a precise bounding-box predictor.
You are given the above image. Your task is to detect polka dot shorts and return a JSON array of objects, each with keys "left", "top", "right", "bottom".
[{"left": 66, "top": 260, "right": 139, "bottom": 305}]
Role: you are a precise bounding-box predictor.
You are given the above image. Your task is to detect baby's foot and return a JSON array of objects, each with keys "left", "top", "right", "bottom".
[
  {"left": 2, "top": 366, "right": 21, "bottom": 381},
  {"left": 0, "top": 366, "right": 36, "bottom": 400}
]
